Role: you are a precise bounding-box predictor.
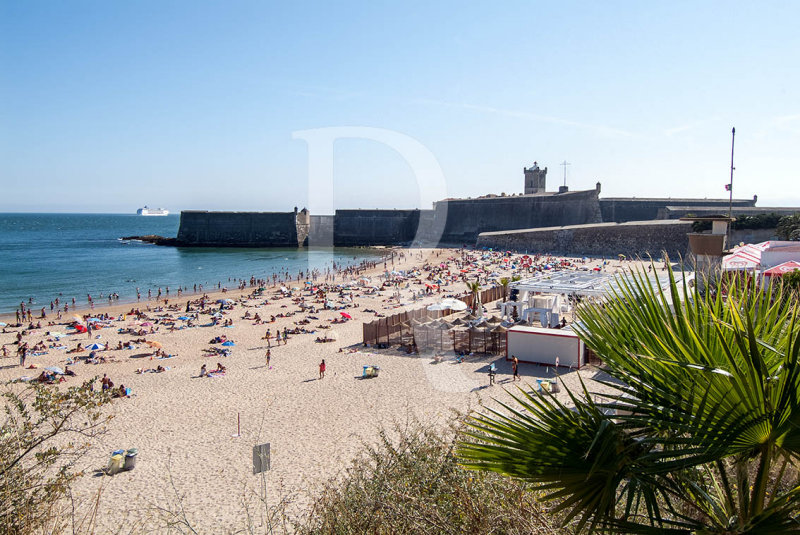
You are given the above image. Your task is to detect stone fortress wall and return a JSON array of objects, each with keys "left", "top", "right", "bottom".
[
  {"left": 600, "top": 197, "right": 757, "bottom": 223},
  {"left": 172, "top": 162, "right": 787, "bottom": 252},
  {"left": 176, "top": 209, "right": 308, "bottom": 247},
  {"left": 333, "top": 209, "right": 423, "bottom": 247},
  {"left": 477, "top": 220, "right": 694, "bottom": 258}
]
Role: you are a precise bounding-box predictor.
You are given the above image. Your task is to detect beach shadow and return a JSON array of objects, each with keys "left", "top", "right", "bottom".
[
  {"left": 249, "top": 365, "right": 267, "bottom": 370},
  {"left": 301, "top": 378, "right": 318, "bottom": 383},
  {"left": 591, "top": 368, "right": 624, "bottom": 386},
  {"left": 129, "top": 353, "right": 152, "bottom": 359},
  {"left": 0, "top": 364, "right": 18, "bottom": 370},
  {"left": 470, "top": 384, "right": 493, "bottom": 392}
]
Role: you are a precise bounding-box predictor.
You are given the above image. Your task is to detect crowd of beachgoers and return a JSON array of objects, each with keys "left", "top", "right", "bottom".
[{"left": 0, "top": 247, "right": 638, "bottom": 532}]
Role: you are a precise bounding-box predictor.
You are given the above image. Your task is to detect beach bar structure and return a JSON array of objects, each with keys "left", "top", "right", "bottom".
[{"left": 506, "top": 325, "right": 585, "bottom": 369}]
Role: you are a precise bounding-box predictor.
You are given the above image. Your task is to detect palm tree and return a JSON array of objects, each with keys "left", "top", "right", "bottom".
[
  {"left": 499, "top": 277, "right": 510, "bottom": 302},
  {"left": 459, "top": 266, "right": 800, "bottom": 533},
  {"left": 465, "top": 280, "right": 481, "bottom": 314}
]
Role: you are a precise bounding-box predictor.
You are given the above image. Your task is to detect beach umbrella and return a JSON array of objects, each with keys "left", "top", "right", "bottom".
[
  {"left": 140, "top": 322, "right": 153, "bottom": 326},
  {"left": 340, "top": 312, "right": 352, "bottom": 319},
  {"left": 86, "top": 343, "right": 105, "bottom": 351},
  {"left": 45, "top": 366, "right": 65, "bottom": 375},
  {"left": 145, "top": 340, "right": 163, "bottom": 349},
  {"left": 221, "top": 341, "right": 235, "bottom": 346},
  {"left": 0, "top": 322, "right": 7, "bottom": 327}
]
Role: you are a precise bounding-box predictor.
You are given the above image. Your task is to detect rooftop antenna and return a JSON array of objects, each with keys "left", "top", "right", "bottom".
[{"left": 561, "top": 160, "right": 570, "bottom": 187}]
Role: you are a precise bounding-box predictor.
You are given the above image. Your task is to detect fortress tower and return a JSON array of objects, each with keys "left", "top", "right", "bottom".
[{"left": 524, "top": 162, "right": 547, "bottom": 194}]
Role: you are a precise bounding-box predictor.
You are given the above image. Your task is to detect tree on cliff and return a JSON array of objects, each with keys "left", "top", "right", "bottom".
[
  {"left": 459, "top": 266, "right": 800, "bottom": 533},
  {"left": 1, "top": 380, "right": 112, "bottom": 534}
]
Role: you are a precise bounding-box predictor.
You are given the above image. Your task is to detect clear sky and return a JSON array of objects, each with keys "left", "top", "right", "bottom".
[{"left": 1, "top": 1, "right": 799, "bottom": 213}]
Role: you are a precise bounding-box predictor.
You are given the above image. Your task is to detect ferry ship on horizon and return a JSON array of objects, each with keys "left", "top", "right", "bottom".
[{"left": 136, "top": 206, "right": 169, "bottom": 216}]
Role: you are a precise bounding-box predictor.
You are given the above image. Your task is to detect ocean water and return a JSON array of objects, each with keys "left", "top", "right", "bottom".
[{"left": 0, "top": 213, "right": 383, "bottom": 314}]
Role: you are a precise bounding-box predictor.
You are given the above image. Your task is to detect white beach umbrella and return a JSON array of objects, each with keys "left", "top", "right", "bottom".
[{"left": 427, "top": 298, "right": 468, "bottom": 312}]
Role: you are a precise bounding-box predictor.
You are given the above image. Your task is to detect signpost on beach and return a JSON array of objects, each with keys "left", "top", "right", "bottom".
[
  {"left": 253, "top": 443, "right": 273, "bottom": 534},
  {"left": 253, "top": 443, "right": 271, "bottom": 474}
]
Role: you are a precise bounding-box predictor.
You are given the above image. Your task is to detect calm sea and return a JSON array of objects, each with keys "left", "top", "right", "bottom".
[{"left": 0, "top": 213, "right": 383, "bottom": 314}]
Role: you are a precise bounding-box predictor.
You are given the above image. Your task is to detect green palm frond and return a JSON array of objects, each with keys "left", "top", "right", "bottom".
[{"left": 459, "top": 260, "right": 800, "bottom": 533}]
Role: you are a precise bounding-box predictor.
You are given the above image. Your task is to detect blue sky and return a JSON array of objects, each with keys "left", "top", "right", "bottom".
[{"left": 1, "top": 1, "right": 798, "bottom": 213}]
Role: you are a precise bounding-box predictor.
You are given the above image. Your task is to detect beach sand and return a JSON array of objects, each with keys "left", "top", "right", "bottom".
[{"left": 0, "top": 248, "right": 641, "bottom": 533}]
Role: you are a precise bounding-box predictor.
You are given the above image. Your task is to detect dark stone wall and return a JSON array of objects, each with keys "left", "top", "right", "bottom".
[
  {"left": 176, "top": 211, "right": 304, "bottom": 247},
  {"left": 431, "top": 189, "right": 602, "bottom": 245},
  {"left": 308, "top": 215, "right": 335, "bottom": 247},
  {"left": 600, "top": 197, "right": 756, "bottom": 223},
  {"left": 477, "top": 220, "right": 693, "bottom": 259},
  {"left": 333, "top": 210, "right": 422, "bottom": 246}
]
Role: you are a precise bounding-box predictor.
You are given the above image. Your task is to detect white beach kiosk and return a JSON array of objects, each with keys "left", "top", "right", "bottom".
[
  {"left": 504, "top": 269, "right": 685, "bottom": 370},
  {"left": 507, "top": 325, "right": 585, "bottom": 368}
]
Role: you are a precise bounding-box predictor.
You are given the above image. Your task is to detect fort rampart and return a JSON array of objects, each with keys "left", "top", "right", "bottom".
[
  {"left": 476, "top": 220, "right": 694, "bottom": 258},
  {"left": 176, "top": 210, "right": 308, "bottom": 247}
]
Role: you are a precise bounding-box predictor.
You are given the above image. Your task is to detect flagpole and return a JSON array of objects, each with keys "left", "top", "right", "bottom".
[{"left": 728, "top": 127, "right": 736, "bottom": 218}]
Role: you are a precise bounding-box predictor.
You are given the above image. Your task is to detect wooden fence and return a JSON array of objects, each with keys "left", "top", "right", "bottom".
[{"left": 362, "top": 286, "right": 507, "bottom": 354}]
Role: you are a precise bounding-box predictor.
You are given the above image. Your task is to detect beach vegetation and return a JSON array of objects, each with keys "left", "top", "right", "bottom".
[
  {"left": 1, "top": 379, "right": 113, "bottom": 535},
  {"left": 459, "top": 265, "right": 800, "bottom": 533},
  {"left": 466, "top": 281, "right": 482, "bottom": 313},
  {"left": 499, "top": 277, "right": 510, "bottom": 302},
  {"left": 295, "top": 417, "right": 562, "bottom": 534},
  {"left": 691, "top": 212, "right": 794, "bottom": 234},
  {"left": 777, "top": 214, "right": 800, "bottom": 241}
]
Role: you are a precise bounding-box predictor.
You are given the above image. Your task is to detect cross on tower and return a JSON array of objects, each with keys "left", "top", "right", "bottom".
[{"left": 561, "top": 160, "right": 570, "bottom": 187}]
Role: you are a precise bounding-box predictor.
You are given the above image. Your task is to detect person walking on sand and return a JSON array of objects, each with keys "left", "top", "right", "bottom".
[
  {"left": 264, "top": 329, "right": 271, "bottom": 347},
  {"left": 488, "top": 362, "right": 496, "bottom": 386},
  {"left": 319, "top": 359, "right": 326, "bottom": 379},
  {"left": 512, "top": 355, "right": 520, "bottom": 381},
  {"left": 266, "top": 348, "right": 271, "bottom": 369}
]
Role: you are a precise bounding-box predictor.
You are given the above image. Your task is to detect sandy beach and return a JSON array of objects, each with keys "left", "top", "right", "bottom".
[{"left": 0, "top": 248, "right": 638, "bottom": 533}]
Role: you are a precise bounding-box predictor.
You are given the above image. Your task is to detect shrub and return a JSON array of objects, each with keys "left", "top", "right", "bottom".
[
  {"left": 777, "top": 214, "right": 800, "bottom": 241},
  {"left": 1, "top": 380, "right": 112, "bottom": 535},
  {"left": 295, "top": 417, "right": 562, "bottom": 535}
]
